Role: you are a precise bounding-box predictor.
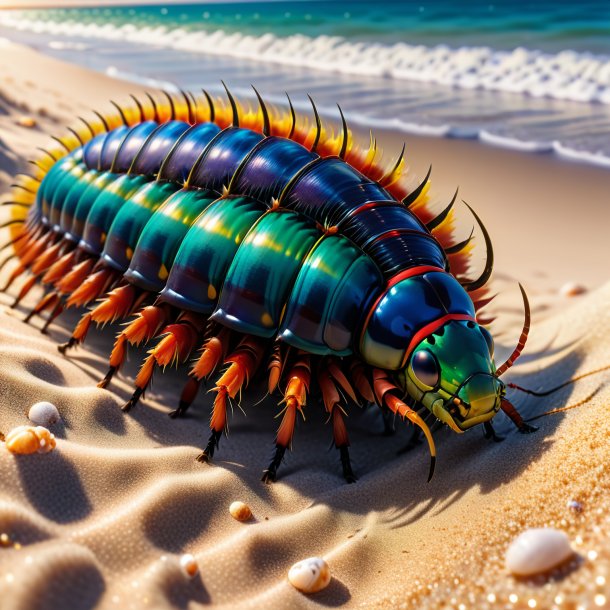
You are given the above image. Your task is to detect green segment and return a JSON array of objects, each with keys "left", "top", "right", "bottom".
[
  {"left": 124, "top": 188, "right": 217, "bottom": 291},
  {"left": 37, "top": 150, "right": 81, "bottom": 222},
  {"left": 80, "top": 174, "right": 151, "bottom": 254},
  {"left": 212, "top": 210, "right": 320, "bottom": 338},
  {"left": 279, "top": 235, "right": 383, "bottom": 355},
  {"left": 160, "top": 196, "right": 268, "bottom": 314},
  {"left": 58, "top": 168, "right": 100, "bottom": 234},
  {"left": 101, "top": 180, "right": 180, "bottom": 271}
]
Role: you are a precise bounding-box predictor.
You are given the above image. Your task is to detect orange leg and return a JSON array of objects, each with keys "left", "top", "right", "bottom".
[
  {"left": 197, "top": 335, "right": 265, "bottom": 463},
  {"left": 262, "top": 353, "right": 310, "bottom": 483},
  {"left": 123, "top": 313, "right": 205, "bottom": 412},
  {"left": 171, "top": 327, "right": 231, "bottom": 418},
  {"left": 319, "top": 367, "right": 356, "bottom": 483}
]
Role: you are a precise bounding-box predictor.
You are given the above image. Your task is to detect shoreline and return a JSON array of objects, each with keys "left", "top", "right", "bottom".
[{"left": 0, "top": 38, "right": 609, "bottom": 610}]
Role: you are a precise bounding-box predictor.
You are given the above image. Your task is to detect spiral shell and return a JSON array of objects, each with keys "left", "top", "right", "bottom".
[{"left": 5, "top": 426, "right": 56, "bottom": 455}]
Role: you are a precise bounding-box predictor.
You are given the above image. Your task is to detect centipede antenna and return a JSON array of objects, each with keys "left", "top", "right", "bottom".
[
  {"left": 381, "top": 142, "right": 405, "bottom": 184},
  {"left": 129, "top": 94, "right": 145, "bottom": 122},
  {"left": 36, "top": 147, "right": 58, "bottom": 162},
  {"left": 50, "top": 136, "right": 72, "bottom": 153},
  {"left": 307, "top": 95, "right": 322, "bottom": 153},
  {"left": 202, "top": 89, "right": 215, "bottom": 123},
  {"left": 509, "top": 363, "right": 610, "bottom": 398},
  {"left": 110, "top": 100, "right": 129, "bottom": 126},
  {"left": 9, "top": 184, "right": 35, "bottom": 194},
  {"left": 285, "top": 92, "right": 296, "bottom": 139},
  {"left": 1, "top": 201, "right": 30, "bottom": 208},
  {"left": 460, "top": 202, "right": 494, "bottom": 293},
  {"left": 67, "top": 126, "right": 84, "bottom": 146},
  {"left": 78, "top": 116, "right": 96, "bottom": 138},
  {"left": 445, "top": 227, "right": 474, "bottom": 255},
  {"left": 162, "top": 90, "right": 176, "bottom": 121},
  {"left": 0, "top": 219, "right": 24, "bottom": 229},
  {"left": 402, "top": 165, "right": 431, "bottom": 207},
  {"left": 180, "top": 89, "right": 194, "bottom": 124},
  {"left": 337, "top": 104, "right": 349, "bottom": 159},
  {"left": 222, "top": 81, "right": 239, "bottom": 127},
  {"left": 426, "top": 187, "right": 459, "bottom": 231},
  {"left": 495, "top": 283, "right": 530, "bottom": 376},
  {"left": 252, "top": 86, "right": 270, "bottom": 137},
  {"left": 93, "top": 110, "right": 110, "bottom": 132},
  {"left": 145, "top": 92, "right": 160, "bottom": 122}
]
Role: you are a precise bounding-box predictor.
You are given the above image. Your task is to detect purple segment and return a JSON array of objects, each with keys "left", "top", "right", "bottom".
[
  {"left": 281, "top": 157, "right": 391, "bottom": 226},
  {"left": 111, "top": 121, "right": 158, "bottom": 174},
  {"left": 130, "top": 121, "right": 190, "bottom": 177},
  {"left": 188, "top": 127, "right": 264, "bottom": 193},
  {"left": 230, "top": 136, "right": 318, "bottom": 203},
  {"left": 98, "top": 126, "right": 129, "bottom": 171},
  {"left": 158, "top": 122, "right": 221, "bottom": 184},
  {"left": 82, "top": 133, "right": 107, "bottom": 169}
]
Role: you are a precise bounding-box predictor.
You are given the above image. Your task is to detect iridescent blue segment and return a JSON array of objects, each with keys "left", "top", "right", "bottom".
[
  {"left": 98, "top": 126, "right": 130, "bottom": 171},
  {"left": 281, "top": 157, "right": 390, "bottom": 226},
  {"left": 158, "top": 123, "right": 221, "bottom": 184},
  {"left": 279, "top": 235, "right": 383, "bottom": 355},
  {"left": 230, "top": 136, "right": 318, "bottom": 204},
  {"left": 36, "top": 150, "right": 81, "bottom": 221},
  {"left": 111, "top": 121, "right": 158, "bottom": 174},
  {"left": 130, "top": 120, "right": 190, "bottom": 176},
  {"left": 82, "top": 133, "right": 107, "bottom": 168},
  {"left": 188, "top": 127, "right": 264, "bottom": 193},
  {"left": 48, "top": 162, "right": 88, "bottom": 227},
  {"left": 58, "top": 168, "right": 100, "bottom": 233},
  {"left": 341, "top": 203, "right": 426, "bottom": 245},
  {"left": 361, "top": 271, "right": 475, "bottom": 369},
  {"left": 367, "top": 231, "right": 446, "bottom": 277}
]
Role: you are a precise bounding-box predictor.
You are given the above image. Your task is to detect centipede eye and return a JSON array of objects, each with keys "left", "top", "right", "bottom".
[
  {"left": 411, "top": 350, "right": 440, "bottom": 389},
  {"left": 480, "top": 326, "right": 494, "bottom": 359}
]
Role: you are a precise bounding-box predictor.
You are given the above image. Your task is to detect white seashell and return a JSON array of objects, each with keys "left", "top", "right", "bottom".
[
  {"left": 559, "top": 282, "right": 586, "bottom": 297},
  {"left": 28, "top": 401, "right": 61, "bottom": 427},
  {"left": 288, "top": 557, "right": 331, "bottom": 593},
  {"left": 506, "top": 528, "right": 574, "bottom": 576},
  {"left": 179, "top": 553, "right": 198, "bottom": 578},
  {"left": 229, "top": 501, "right": 252, "bottom": 522}
]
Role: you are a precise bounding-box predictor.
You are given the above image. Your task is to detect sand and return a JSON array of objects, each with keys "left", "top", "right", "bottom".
[{"left": 0, "top": 39, "right": 609, "bottom": 610}]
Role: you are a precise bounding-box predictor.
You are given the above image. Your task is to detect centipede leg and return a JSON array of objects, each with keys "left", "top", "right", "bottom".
[
  {"left": 262, "top": 354, "right": 310, "bottom": 483},
  {"left": 500, "top": 398, "right": 538, "bottom": 434}
]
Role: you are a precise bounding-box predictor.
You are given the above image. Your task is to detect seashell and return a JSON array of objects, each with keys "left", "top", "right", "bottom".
[
  {"left": 16, "top": 116, "right": 37, "bottom": 128},
  {"left": 179, "top": 553, "right": 198, "bottom": 578},
  {"left": 28, "top": 401, "right": 61, "bottom": 427},
  {"left": 229, "top": 501, "right": 252, "bottom": 522},
  {"left": 506, "top": 528, "right": 574, "bottom": 576},
  {"left": 4, "top": 425, "right": 56, "bottom": 455},
  {"left": 566, "top": 499, "right": 583, "bottom": 513},
  {"left": 288, "top": 557, "right": 331, "bottom": 593},
  {"left": 559, "top": 282, "right": 587, "bottom": 297}
]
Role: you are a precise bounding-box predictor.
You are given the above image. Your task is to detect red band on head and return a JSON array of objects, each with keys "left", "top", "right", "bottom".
[{"left": 400, "top": 313, "right": 476, "bottom": 368}]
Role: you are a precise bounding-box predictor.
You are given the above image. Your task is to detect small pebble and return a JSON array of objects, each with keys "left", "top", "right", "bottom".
[
  {"left": 566, "top": 499, "right": 583, "bottom": 513},
  {"left": 229, "top": 501, "right": 252, "bottom": 522},
  {"left": 16, "top": 116, "right": 37, "bottom": 128},
  {"left": 0, "top": 533, "right": 11, "bottom": 547},
  {"left": 4, "top": 425, "right": 56, "bottom": 455},
  {"left": 179, "top": 553, "right": 198, "bottom": 579},
  {"left": 28, "top": 401, "right": 61, "bottom": 427},
  {"left": 288, "top": 557, "right": 331, "bottom": 593},
  {"left": 559, "top": 282, "right": 587, "bottom": 297},
  {"left": 506, "top": 528, "right": 574, "bottom": 576}
]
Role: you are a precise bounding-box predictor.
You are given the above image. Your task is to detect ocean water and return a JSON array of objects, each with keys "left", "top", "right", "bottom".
[{"left": 2, "top": 1, "right": 610, "bottom": 167}]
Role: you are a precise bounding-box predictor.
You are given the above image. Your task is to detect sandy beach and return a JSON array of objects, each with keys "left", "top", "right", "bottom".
[{"left": 0, "top": 37, "right": 609, "bottom": 610}]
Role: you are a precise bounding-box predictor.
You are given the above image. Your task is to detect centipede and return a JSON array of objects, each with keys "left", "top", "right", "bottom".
[{"left": 1, "top": 84, "right": 536, "bottom": 483}]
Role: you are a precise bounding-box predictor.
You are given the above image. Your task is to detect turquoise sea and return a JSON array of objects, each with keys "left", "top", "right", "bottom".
[{"left": 2, "top": 0, "right": 610, "bottom": 166}]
